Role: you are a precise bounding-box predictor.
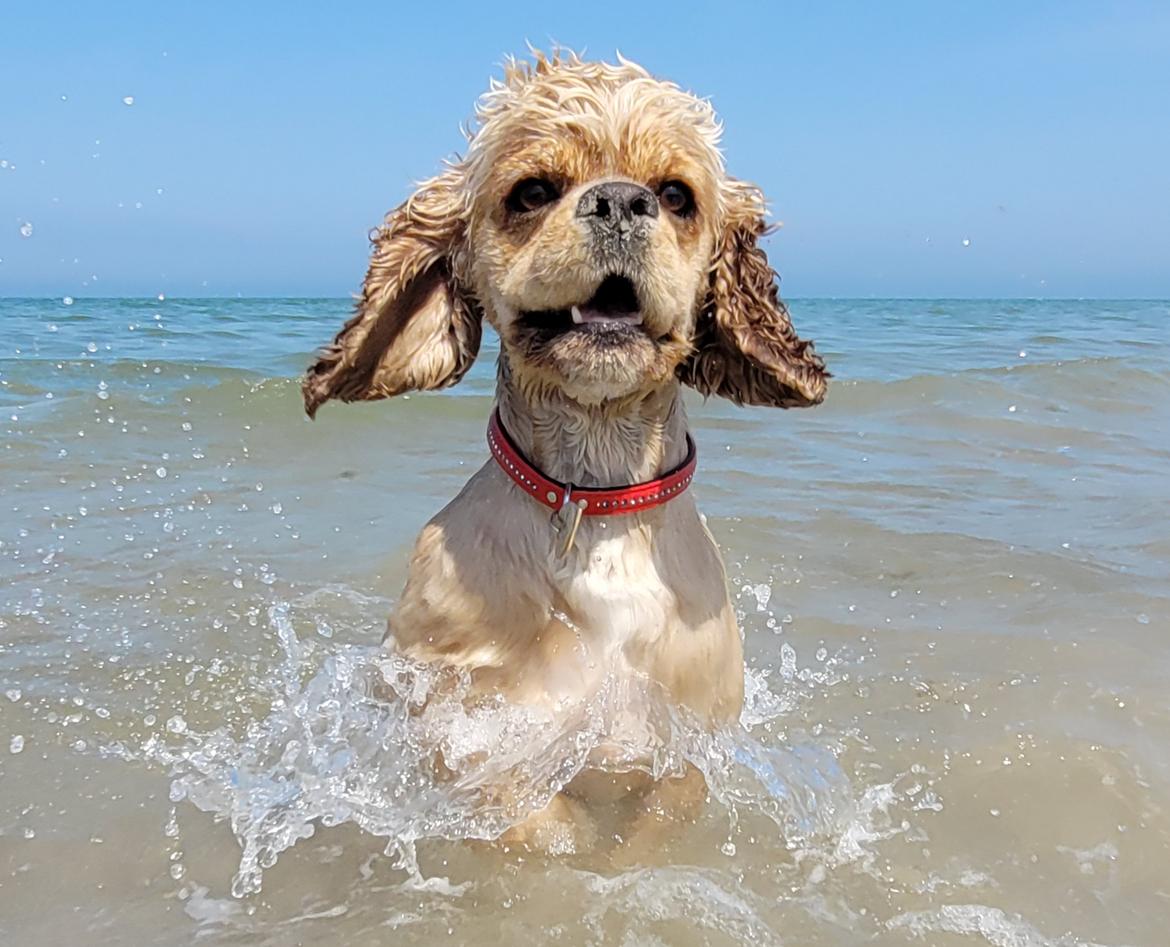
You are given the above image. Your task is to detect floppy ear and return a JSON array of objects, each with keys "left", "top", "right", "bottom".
[
  {"left": 679, "top": 180, "right": 828, "bottom": 408},
  {"left": 302, "top": 169, "right": 482, "bottom": 418}
]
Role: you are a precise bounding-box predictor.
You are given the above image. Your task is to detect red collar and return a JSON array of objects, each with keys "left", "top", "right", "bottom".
[{"left": 487, "top": 409, "right": 697, "bottom": 516}]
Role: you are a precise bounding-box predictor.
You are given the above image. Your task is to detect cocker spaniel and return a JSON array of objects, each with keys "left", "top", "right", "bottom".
[{"left": 303, "top": 50, "right": 826, "bottom": 856}]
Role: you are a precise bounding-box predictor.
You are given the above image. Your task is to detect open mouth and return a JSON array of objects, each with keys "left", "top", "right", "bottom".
[{"left": 519, "top": 275, "right": 643, "bottom": 336}]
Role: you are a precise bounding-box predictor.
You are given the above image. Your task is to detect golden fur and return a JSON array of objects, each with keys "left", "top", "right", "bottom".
[{"left": 303, "top": 50, "right": 827, "bottom": 855}]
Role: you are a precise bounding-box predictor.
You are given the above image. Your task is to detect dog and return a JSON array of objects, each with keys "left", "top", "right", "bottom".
[{"left": 302, "top": 50, "right": 827, "bottom": 856}]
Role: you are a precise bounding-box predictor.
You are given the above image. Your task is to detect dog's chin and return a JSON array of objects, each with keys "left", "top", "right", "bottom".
[
  {"left": 543, "top": 329, "right": 662, "bottom": 404},
  {"left": 505, "top": 274, "right": 673, "bottom": 403}
]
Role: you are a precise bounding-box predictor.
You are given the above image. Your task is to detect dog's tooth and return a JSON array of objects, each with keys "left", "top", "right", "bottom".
[{"left": 571, "top": 306, "right": 584, "bottom": 324}]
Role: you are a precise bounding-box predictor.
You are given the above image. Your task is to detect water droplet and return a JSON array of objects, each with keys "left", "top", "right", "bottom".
[
  {"left": 779, "top": 642, "right": 797, "bottom": 678},
  {"left": 961, "top": 238, "right": 971, "bottom": 247},
  {"left": 122, "top": 95, "right": 135, "bottom": 106},
  {"left": 270, "top": 502, "right": 283, "bottom": 515},
  {"left": 5, "top": 688, "right": 21, "bottom": 702},
  {"left": 1137, "top": 614, "right": 1150, "bottom": 625},
  {"left": 1008, "top": 405, "right": 1017, "bottom": 413},
  {"left": 10, "top": 734, "right": 25, "bottom": 754},
  {"left": 86, "top": 341, "right": 98, "bottom": 353},
  {"left": 19, "top": 221, "right": 33, "bottom": 238},
  {"left": 157, "top": 293, "right": 166, "bottom": 301},
  {"left": 63, "top": 296, "right": 74, "bottom": 306},
  {"left": 156, "top": 466, "right": 168, "bottom": 478},
  {"left": 166, "top": 715, "right": 188, "bottom": 735}
]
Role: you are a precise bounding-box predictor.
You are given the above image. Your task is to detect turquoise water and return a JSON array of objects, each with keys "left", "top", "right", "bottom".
[{"left": 2, "top": 297, "right": 1169, "bottom": 945}]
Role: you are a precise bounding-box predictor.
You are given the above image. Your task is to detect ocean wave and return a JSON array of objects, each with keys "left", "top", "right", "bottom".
[
  {"left": 824, "top": 355, "right": 1170, "bottom": 415},
  {"left": 5, "top": 347, "right": 1164, "bottom": 423},
  {"left": 887, "top": 903, "right": 1115, "bottom": 947},
  {"left": 0, "top": 356, "right": 495, "bottom": 417}
]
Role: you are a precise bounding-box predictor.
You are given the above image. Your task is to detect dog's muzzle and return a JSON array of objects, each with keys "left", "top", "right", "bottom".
[{"left": 576, "top": 181, "right": 657, "bottom": 256}]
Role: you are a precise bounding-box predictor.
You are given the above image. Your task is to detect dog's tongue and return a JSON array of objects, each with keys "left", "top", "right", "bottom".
[{"left": 571, "top": 275, "right": 643, "bottom": 325}]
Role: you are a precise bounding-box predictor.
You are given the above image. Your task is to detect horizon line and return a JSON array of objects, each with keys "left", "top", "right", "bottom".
[{"left": 3, "top": 294, "right": 1169, "bottom": 304}]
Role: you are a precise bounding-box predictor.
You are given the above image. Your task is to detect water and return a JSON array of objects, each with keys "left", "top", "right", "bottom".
[{"left": 1, "top": 297, "right": 1168, "bottom": 945}]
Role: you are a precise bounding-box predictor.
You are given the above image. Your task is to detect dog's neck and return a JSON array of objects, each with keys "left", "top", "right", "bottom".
[{"left": 495, "top": 368, "right": 690, "bottom": 488}]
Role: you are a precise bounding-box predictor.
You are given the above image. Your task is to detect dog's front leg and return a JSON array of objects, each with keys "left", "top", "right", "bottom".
[
  {"left": 497, "top": 790, "right": 598, "bottom": 856},
  {"left": 611, "top": 763, "right": 708, "bottom": 866}
]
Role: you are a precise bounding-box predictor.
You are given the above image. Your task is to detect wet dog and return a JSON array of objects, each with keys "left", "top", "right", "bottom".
[{"left": 303, "top": 49, "right": 826, "bottom": 855}]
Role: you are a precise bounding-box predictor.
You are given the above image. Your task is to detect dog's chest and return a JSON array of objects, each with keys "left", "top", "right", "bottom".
[{"left": 555, "top": 529, "right": 672, "bottom": 667}]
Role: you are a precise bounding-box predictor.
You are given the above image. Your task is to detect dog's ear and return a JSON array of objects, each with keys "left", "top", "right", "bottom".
[
  {"left": 302, "top": 169, "right": 481, "bottom": 418},
  {"left": 679, "top": 180, "right": 827, "bottom": 407}
]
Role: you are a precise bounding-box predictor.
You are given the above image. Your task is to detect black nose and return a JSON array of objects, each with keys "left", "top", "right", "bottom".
[{"left": 575, "top": 181, "right": 659, "bottom": 226}]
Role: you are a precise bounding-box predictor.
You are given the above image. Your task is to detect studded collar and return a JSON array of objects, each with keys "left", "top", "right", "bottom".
[{"left": 486, "top": 408, "right": 698, "bottom": 518}]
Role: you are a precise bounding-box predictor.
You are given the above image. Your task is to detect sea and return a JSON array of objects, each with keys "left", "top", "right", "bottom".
[{"left": 1, "top": 296, "right": 1168, "bottom": 945}]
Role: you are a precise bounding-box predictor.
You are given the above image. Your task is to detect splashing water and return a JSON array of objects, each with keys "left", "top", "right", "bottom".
[{"left": 125, "top": 599, "right": 853, "bottom": 898}]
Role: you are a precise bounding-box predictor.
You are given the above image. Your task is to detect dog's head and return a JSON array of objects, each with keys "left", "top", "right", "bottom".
[{"left": 303, "top": 51, "right": 826, "bottom": 415}]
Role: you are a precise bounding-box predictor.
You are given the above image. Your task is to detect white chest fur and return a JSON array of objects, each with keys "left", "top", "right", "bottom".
[{"left": 554, "top": 525, "right": 672, "bottom": 672}]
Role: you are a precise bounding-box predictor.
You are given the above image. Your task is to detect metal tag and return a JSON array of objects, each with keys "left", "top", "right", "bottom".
[{"left": 552, "top": 488, "right": 587, "bottom": 557}]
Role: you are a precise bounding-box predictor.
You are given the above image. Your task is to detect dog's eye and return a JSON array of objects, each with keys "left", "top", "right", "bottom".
[
  {"left": 658, "top": 181, "right": 695, "bottom": 217},
  {"left": 507, "top": 178, "right": 560, "bottom": 213}
]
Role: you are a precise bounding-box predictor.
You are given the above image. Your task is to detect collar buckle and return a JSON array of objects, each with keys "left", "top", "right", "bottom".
[{"left": 552, "top": 486, "right": 587, "bottom": 556}]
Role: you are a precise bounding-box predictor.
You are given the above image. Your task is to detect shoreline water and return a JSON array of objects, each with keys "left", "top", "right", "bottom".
[{"left": 2, "top": 297, "right": 1168, "bottom": 945}]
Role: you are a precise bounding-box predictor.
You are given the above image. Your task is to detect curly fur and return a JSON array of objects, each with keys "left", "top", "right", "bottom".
[
  {"left": 303, "top": 172, "right": 480, "bottom": 417},
  {"left": 303, "top": 50, "right": 826, "bottom": 416},
  {"left": 681, "top": 180, "right": 829, "bottom": 406},
  {"left": 300, "top": 49, "right": 828, "bottom": 857}
]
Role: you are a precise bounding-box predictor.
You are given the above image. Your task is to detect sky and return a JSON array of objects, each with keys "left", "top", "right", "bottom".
[{"left": 1, "top": 1, "right": 1168, "bottom": 298}]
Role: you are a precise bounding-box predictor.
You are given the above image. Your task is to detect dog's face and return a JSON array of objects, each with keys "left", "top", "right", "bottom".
[
  {"left": 303, "top": 52, "right": 826, "bottom": 416},
  {"left": 463, "top": 76, "right": 722, "bottom": 402}
]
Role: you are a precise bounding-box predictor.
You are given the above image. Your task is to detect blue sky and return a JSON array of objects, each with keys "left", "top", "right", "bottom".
[{"left": 2, "top": 1, "right": 1167, "bottom": 298}]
